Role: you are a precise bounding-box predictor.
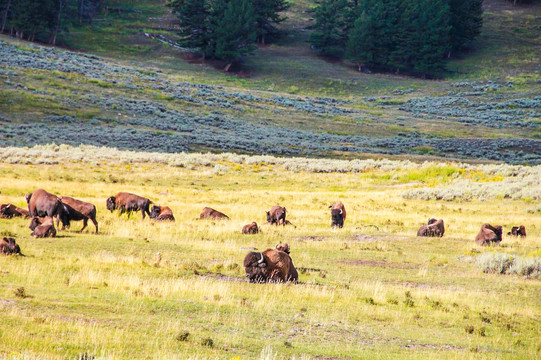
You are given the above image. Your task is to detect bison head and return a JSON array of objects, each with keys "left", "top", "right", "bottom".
[
  {"left": 243, "top": 252, "right": 267, "bottom": 283},
  {"left": 331, "top": 208, "right": 344, "bottom": 228},
  {"left": 149, "top": 205, "right": 161, "bottom": 219},
  {"left": 266, "top": 211, "right": 271, "bottom": 223},
  {"left": 493, "top": 225, "right": 503, "bottom": 241},
  {"left": 276, "top": 243, "right": 290, "bottom": 254},
  {"left": 106, "top": 196, "right": 116, "bottom": 212},
  {"left": 428, "top": 218, "right": 437, "bottom": 225},
  {"left": 29, "top": 217, "right": 42, "bottom": 231}
]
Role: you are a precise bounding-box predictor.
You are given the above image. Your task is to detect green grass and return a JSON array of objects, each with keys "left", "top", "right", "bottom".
[{"left": 0, "top": 150, "right": 540, "bottom": 359}]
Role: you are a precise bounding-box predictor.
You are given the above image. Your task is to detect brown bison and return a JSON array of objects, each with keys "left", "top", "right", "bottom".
[
  {"left": 266, "top": 205, "right": 287, "bottom": 225},
  {"left": 330, "top": 202, "right": 346, "bottom": 228},
  {"left": 26, "top": 189, "right": 67, "bottom": 229},
  {"left": 243, "top": 244, "right": 298, "bottom": 283},
  {"left": 60, "top": 196, "right": 98, "bottom": 233},
  {"left": 29, "top": 216, "right": 56, "bottom": 238},
  {"left": 149, "top": 205, "right": 175, "bottom": 221},
  {"left": 0, "top": 237, "right": 22, "bottom": 255},
  {"left": 199, "top": 207, "right": 230, "bottom": 220},
  {"left": 507, "top": 225, "right": 526, "bottom": 237},
  {"left": 106, "top": 192, "right": 152, "bottom": 220},
  {"left": 0, "top": 203, "right": 30, "bottom": 219},
  {"left": 475, "top": 223, "right": 503, "bottom": 246},
  {"left": 242, "top": 222, "right": 259, "bottom": 234},
  {"left": 417, "top": 218, "right": 445, "bottom": 237}
]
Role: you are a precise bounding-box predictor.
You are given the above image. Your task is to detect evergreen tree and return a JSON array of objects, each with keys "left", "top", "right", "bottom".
[
  {"left": 168, "top": 0, "right": 211, "bottom": 54},
  {"left": 449, "top": 0, "right": 483, "bottom": 53},
  {"left": 309, "top": 0, "right": 349, "bottom": 56},
  {"left": 252, "top": 0, "right": 289, "bottom": 44},
  {"left": 345, "top": 11, "right": 377, "bottom": 71},
  {"left": 214, "top": 0, "right": 257, "bottom": 70}
]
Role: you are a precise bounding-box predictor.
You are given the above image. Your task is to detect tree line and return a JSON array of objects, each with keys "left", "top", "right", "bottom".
[
  {"left": 0, "top": 0, "right": 120, "bottom": 45},
  {"left": 167, "top": 0, "right": 288, "bottom": 71},
  {"left": 310, "top": 0, "right": 484, "bottom": 76}
]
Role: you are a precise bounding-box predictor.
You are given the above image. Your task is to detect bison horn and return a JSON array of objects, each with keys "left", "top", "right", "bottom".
[
  {"left": 257, "top": 252, "right": 264, "bottom": 264},
  {"left": 340, "top": 209, "right": 343, "bottom": 214}
]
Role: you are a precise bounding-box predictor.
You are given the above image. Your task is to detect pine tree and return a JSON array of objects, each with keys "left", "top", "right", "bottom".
[
  {"left": 449, "top": 0, "right": 483, "bottom": 53},
  {"left": 214, "top": 0, "right": 257, "bottom": 70},
  {"left": 309, "top": 0, "right": 349, "bottom": 56},
  {"left": 168, "top": 0, "right": 211, "bottom": 54},
  {"left": 252, "top": 0, "right": 289, "bottom": 44},
  {"left": 345, "top": 11, "right": 377, "bottom": 71}
]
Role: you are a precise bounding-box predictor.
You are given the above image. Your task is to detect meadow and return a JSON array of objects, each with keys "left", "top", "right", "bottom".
[{"left": 0, "top": 145, "right": 540, "bottom": 359}]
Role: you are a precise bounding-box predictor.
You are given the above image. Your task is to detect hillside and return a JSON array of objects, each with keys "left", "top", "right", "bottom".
[{"left": 0, "top": 0, "right": 540, "bottom": 163}]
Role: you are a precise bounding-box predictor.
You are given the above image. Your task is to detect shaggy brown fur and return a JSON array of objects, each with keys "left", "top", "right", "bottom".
[
  {"left": 417, "top": 219, "right": 445, "bottom": 237},
  {"left": 244, "top": 244, "right": 298, "bottom": 283},
  {"left": 242, "top": 222, "right": 259, "bottom": 234},
  {"left": 106, "top": 192, "right": 152, "bottom": 220},
  {"left": 199, "top": 207, "right": 229, "bottom": 220},
  {"left": 266, "top": 205, "right": 287, "bottom": 225},
  {"left": 60, "top": 196, "right": 98, "bottom": 233},
  {"left": 475, "top": 223, "right": 503, "bottom": 246},
  {"left": 330, "top": 202, "right": 346, "bottom": 228},
  {"left": 149, "top": 205, "right": 175, "bottom": 221}
]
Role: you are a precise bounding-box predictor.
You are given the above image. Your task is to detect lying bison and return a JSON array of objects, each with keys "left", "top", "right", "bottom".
[
  {"left": 0, "top": 237, "right": 22, "bottom": 255},
  {"left": 242, "top": 222, "right": 259, "bottom": 234},
  {"left": 199, "top": 207, "right": 229, "bottom": 220},
  {"left": 330, "top": 202, "right": 346, "bottom": 228},
  {"left": 507, "top": 225, "right": 526, "bottom": 237},
  {"left": 149, "top": 205, "right": 175, "bottom": 221},
  {"left": 417, "top": 218, "right": 445, "bottom": 237},
  {"left": 106, "top": 192, "right": 152, "bottom": 220},
  {"left": 60, "top": 196, "right": 98, "bottom": 233},
  {"left": 475, "top": 223, "right": 503, "bottom": 246},
  {"left": 0, "top": 204, "right": 30, "bottom": 219},
  {"left": 29, "top": 216, "right": 56, "bottom": 238},
  {"left": 243, "top": 243, "right": 298, "bottom": 283},
  {"left": 266, "top": 205, "right": 287, "bottom": 225},
  {"left": 26, "top": 189, "right": 66, "bottom": 229}
]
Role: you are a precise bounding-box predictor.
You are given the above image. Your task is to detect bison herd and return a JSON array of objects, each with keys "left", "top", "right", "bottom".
[{"left": 0, "top": 189, "right": 530, "bottom": 283}]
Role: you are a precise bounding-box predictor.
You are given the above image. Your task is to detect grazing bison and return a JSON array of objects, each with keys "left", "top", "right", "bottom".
[
  {"left": 330, "top": 202, "right": 346, "bottom": 228},
  {"left": 244, "top": 244, "right": 298, "bottom": 283},
  {"left": 29, "top": 216, "right": 56, "bottom": 238},
  {"left": 475, "top": 223, "right": 503, "bottom": 246},
  {"left": 199, "top": 207, "right": 230, "bottom": 220},
  {"left": 0, "top": 237, "right": 22, "bottom": 255},
  {"left": 242, "top": 222, "right": 259, "bottom": 234},
  {"left": 507, "top": 225, "right": 526, "bottom": 238},
  {"left": 60, "top": 196, "right": 98, "bottom": 233},
  {"left": 0, "top": 204, "right": 30, "bottom": 219},
  {"left": 417, "top": 218, "right": 445, "bottom": 237},
  {"left": 266, "top": 205, "right": 287, "bottom": 226},
  {"left": 149, "top": 205, "right": 175, "bottom": 221},
  {"left": 26, "top": 189, "right": 66, "bottom": 229},
  {"left": 106, "top": 192, "right": 152, "bottom": 220}
]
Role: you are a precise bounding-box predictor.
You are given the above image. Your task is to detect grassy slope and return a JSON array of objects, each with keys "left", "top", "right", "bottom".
[{"left": 0, "top": 151, "right": 540, "bottom": 359}]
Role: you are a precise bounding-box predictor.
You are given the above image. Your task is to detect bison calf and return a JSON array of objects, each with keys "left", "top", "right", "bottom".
[
  {"left": 475, "top": 223, "right": 503, "bottom": 246},
  {"left": 29, "top": 217, "right": 56, "bottom": 238},
  {"left": 266, "top": 205, "right": 287, "bottom": 226},
  {"left": 107, "top": 192, "right": 152, "bottom": 220},
  {"left": 242, "top": 222, "right": 259, "bottom": 234},
  {"left": 0, "top": 204, "right": 30, "bottom": 219},
  {"left": 0, "top": 237, "right": 22, "bottom": 255},
  {"left": 244, "top": 244, "right": 298, "bottom": 283},
  {"left": 149, "top": 205, "right": 175, "bottom": 221},
  {"left": 199, "top": 207, "right": 230, "bottom": 220},
  {"left": 330, "top": 202, "right": 346, "bottom": 228},
  {"left": 507, "top": 225, "right": 526, "bottom": 238},
  {"left": 417, "top": 218, "right": 445, "bottom": 237}
]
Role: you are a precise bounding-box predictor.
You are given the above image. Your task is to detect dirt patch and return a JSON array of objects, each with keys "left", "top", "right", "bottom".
[
  {"left": 341, "top": 259, "right": 419, "bottom": 269},
  {"left": 196, "top": 272, "right": 248, "bottom": 283},
  {"left": 296, "top": 235, "right": 327, "bottom": 242},
  {"left": 403, "top": 343, "right": 466, "bottom": 351}
]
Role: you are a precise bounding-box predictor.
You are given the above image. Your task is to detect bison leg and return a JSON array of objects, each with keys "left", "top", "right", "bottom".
[
  {"left": 91, "top": 217, "right": 98, "bottom": 233},
  {"left": 80, "top": 218, "right": 88, "bottom": 232}
]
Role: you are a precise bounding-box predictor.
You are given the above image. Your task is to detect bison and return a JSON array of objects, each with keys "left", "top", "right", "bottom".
[
  {"left": 417, "top": 218, "right": 445, "bottom": 237},
  {"left": 507, "top": 225, "right": 526, "bottom": 238},
  {"left": 243, "top": 244, "right": 298, "bottom": 283},
  {"left": 149, "top": 205, "right": 175, "bottom": 221},
  {"left": 330, "top": 202, "right": 346, "bottom": 228},
  {"left": 475, "top": 223, "right": 503, "bottom": 246},
  {"left": 106, "top": 192, "right": 152, "bottom": 220},
  {"left": 0, "top": 203, "right": 30, "bottom": 219},
  {"left": 26, "top": 189, "right": 67, "bottom": 229},
  {"left": 60, "top": 196, "right": 98, "bottom": 233},
  {"left": 0, "top": 237, "right": 22, "bottom": 255},
  {"left": 29, "top": 216, "right": 56, "bottom": 238},
  {"left": 266, "top": 205, "right": 287, "bottom": 226},
  {"left": 242, "top": 222, "right": 259, "bottom": 234},
  {"left": 199, "top": 207, "right": 230, "bottom": 220}
]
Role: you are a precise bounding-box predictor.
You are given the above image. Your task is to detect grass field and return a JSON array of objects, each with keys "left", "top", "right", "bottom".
[{"left": 0, "top": 146, "right": 540, "bottom": 359}]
